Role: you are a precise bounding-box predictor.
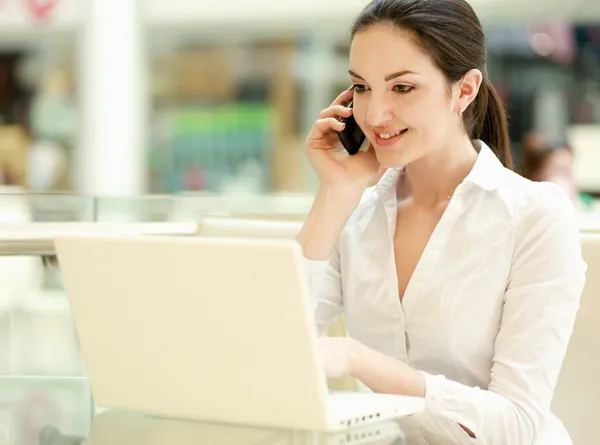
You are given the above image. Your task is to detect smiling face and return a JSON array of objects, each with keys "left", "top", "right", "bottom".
[{"left": 349, "top": 24, "right": 465, "bottom": 168}]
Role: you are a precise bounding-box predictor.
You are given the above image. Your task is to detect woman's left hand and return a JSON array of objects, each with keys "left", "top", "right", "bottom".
[{"left": 317, "top": 337, "right": 360, "bottom": 379}]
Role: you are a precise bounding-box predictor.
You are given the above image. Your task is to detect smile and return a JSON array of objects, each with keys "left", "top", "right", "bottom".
[
  {"left": 374, "top": 129, "right": 408, "bottom": 146},
  {"left": 379, "top": 129, "right": 405, "bottom": 139}
]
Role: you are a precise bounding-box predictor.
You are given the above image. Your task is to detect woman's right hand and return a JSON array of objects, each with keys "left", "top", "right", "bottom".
[{"left": 305, "top": 88, "right": 381, "bottom": 191}]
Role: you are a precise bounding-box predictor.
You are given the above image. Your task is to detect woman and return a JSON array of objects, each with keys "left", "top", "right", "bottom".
[{"left": 297, "top": 0, "right": 586, "bottom": 444}]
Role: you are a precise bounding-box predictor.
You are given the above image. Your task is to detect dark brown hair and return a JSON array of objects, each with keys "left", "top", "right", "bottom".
[{"left": 351, "top": 0, "right": 512, "bottom": 168}]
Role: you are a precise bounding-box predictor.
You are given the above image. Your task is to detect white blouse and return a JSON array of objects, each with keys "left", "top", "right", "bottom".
[{"left": 305, "top": 141, "right": 586, "bottom": 445}]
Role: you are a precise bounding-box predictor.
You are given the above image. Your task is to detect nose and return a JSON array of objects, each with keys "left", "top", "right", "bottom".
[{"left": 365, "top": 93, "right": 394, "bottom": 128}]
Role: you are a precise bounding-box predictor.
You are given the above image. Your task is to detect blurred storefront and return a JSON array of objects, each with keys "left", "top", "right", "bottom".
[{"left": 0, "top": 0, "right": 598, "bottom": 196}]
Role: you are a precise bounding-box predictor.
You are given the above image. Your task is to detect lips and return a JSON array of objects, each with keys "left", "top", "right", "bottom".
[{"left": 374, "top": 128, "right": 408, "bottom": 146}]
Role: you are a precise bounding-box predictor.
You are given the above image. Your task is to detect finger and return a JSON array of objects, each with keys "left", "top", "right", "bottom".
[
  {"left": 319, "top": 105, "right": 353, "bottom": 119},
  {"left": 314, "top": 117, "right": 345, "bottom": 135},
  {"left": 330, "top": 87, "right": 355, "bottom": 107}
]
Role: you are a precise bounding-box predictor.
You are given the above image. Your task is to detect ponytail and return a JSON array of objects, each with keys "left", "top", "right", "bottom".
[{"left": 471, "top": 79, "right": 512, "bottom": 169}]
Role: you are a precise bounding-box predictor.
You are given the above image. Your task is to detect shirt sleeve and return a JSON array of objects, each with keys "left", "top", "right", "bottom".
[
  {"left": 303, "top": 242, "right": 344, "bottom": 337},
  {"left": 420, "top": 184, "right": 587, "bottom": 445}
]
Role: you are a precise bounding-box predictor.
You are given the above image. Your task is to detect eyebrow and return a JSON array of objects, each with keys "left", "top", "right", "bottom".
[{"left": 348, "top": 69, "right": 417, "bottom": 81}]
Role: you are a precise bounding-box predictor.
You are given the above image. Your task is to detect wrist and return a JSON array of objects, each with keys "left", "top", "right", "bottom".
[{"left": 347, "top": 338, "right": 364, "bottom": 378}]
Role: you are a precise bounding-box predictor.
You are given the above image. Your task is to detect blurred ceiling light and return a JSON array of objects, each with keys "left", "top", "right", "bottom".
[{"left": 530, "top": 32, "right": 556, "bottom": 57}]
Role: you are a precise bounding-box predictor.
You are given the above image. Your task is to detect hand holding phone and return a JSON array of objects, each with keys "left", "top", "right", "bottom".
[
  {"left": 304, "top": 88, "right": 379, "bottom": 188},
  {"left": 337, "top": 100, "right": 366, "bottom": 155}
]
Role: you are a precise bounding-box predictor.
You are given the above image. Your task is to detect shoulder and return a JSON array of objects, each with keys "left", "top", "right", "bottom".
[
  {"left": 495, "top": 169, "right": 583, "bottom": 274},
  {"left": 497, "top": 168, "right": 578, "bottom": 232}
]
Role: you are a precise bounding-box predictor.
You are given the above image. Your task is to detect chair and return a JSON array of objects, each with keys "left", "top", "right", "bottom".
[{"left": 551, "top": 233, "right": 600, "bottom": 444}]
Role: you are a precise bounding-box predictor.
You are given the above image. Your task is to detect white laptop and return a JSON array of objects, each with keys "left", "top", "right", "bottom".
[{"left": 54, "top": 235, "right": 425, "bottom": 431}]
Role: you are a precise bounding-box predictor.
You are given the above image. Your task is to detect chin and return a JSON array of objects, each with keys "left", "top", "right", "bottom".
[{"left": 373, "top": 146, "right": 410, "bottom": 169}]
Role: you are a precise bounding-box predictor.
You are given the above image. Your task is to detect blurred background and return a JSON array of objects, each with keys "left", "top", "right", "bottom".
[
  {"left": 0, "top": 0, "right": 597, "bottom": 199},
  {"left": 1, "top": 1, "right": 600, "bottom": 443}
]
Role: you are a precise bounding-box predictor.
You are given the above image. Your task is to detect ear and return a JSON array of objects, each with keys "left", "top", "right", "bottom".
[{"left": 454, "top": 69, "right": 483, "bottom": 116}]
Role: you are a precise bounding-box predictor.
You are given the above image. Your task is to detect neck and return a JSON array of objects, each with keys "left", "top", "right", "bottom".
[{"left": 401, "top": 136, "right": 478, "bottom": 208}]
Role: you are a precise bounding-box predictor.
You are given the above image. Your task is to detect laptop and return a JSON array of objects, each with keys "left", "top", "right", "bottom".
[{"left": 54, "top": 235, "right": 425, "bottom": 431}]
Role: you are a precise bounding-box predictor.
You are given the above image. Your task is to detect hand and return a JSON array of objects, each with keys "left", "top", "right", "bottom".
[
  {"left": 305, "top": 88, "right": 380, "bottom": 190},
  {"left": 317, "top": 337, "right": 360, "bottom": 379}
]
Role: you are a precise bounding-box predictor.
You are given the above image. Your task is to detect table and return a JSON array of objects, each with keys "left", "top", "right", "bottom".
[{"left": 0, "top": 382, "right": 406, "bottom": 445}]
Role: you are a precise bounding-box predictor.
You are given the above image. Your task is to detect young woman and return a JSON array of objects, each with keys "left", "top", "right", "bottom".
[{"left": 297, "top": 0, "right": 586, "bottom": 444}]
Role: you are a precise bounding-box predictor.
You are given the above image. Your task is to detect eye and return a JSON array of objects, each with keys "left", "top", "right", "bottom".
[
  {"left": 352, "top": 84, "right": 368, "bottom": 94},
  {"left": 393, "top": 85, "right": 414, "bottom": 94}
]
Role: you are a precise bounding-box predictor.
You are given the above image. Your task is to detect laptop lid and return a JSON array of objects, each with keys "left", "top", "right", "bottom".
[{"left": 55, "top": 235, "right": 330, "bottom": 430}]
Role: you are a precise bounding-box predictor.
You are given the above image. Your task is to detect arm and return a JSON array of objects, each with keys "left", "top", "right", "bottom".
[
  {"left": 297, "top": 183, "right": 364, "bottom": 260},
  {"left": 347, "top": 188, "right": 586, "bottom": 444},
  {"left": 299, "top": 87, "right": 381, "bottom": 335},
  {"left": 299, "top": 184, "right": 365, "bottom": 336}
]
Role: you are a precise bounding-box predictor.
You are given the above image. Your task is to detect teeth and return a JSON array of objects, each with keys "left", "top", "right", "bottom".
[{"left": 379, "top": 130, "right": 404, "bottom": 139}]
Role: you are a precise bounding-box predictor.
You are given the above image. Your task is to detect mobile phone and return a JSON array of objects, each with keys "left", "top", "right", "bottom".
[{"left": 337, "top": 100, "right": 365, "bottom": 155}]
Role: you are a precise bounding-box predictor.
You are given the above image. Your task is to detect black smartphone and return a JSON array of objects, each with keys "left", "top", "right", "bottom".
[{"left": 337, "top": 100, "right": 365, "bottom": 155}]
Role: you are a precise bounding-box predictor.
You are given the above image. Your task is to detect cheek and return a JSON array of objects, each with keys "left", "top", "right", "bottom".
[{"left": 400, "top": 90, "right": 450, "bottom": 130}]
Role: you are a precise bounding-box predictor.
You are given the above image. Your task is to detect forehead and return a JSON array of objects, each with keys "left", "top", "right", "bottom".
[{"left": 349, "top": 24, "right": 435, "bottom": 76}]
